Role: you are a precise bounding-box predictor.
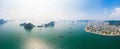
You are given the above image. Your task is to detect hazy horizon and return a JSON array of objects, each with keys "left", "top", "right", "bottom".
[{"left": 0, "top": 0, "right": 120, "bottom": 20}]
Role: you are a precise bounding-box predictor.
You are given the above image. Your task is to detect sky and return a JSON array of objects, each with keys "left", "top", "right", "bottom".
[{"left": 0, "top": 0, "right": 120, "bottom": 20}]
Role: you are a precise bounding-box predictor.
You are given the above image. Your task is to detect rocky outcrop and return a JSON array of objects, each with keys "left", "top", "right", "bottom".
[
  {"left": 44, "top": 21, "right": 55, "bottom": 27},
  {"left": 24, "top": 23, "right": 35, "bottom": 29},
  {"left": 37, "top": 21, "right": 55, "bottom": 28},
  {"left": 48, "top": 21, "right": 55, "bottom": 26},
  {"left": 20, "top": 23, "right": 35, "bottom": 29}
]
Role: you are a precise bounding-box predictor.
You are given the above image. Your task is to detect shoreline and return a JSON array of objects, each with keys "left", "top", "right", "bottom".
[{"left": 85, "top": 27, "right": 120, "bottom": 36}]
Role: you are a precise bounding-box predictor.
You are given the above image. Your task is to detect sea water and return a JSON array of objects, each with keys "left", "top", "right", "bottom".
[{"left": 0, "top": 20, "right": 120, "bottom": 49}]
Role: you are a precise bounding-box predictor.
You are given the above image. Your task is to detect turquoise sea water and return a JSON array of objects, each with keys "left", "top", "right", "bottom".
[{"left": 0, "top": 21, "right": 120, "bottom": 49}]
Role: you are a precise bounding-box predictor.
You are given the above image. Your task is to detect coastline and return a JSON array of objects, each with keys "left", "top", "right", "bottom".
[{"left": 85, "top": 27, "right": 120, "bottom": 36}]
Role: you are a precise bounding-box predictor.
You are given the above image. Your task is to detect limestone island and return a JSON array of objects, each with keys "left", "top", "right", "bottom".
[
  {"left": 37, "top": 21, "right": 55, "bottom": 27},
  {"left": 85, "top": 21, "right": 120, "bottom": 36},
  {"left": 45, "top": 21, "right": 55, "bottom": 27},
  {"left": 20, "top": 23, "right": 35, "bottom": 29},
  {"left": 0, "top": 19, "right": 7, "bottom": 25}
]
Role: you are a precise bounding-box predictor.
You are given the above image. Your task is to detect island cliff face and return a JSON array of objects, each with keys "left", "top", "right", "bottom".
[{"left": 85, "top": 21, "right": 120, "bottom": 36}]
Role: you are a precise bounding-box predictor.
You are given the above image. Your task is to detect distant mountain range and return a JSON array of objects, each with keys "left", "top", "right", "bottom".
[{"left": 105, "top": 20, "right": 120, "bottom": 26}]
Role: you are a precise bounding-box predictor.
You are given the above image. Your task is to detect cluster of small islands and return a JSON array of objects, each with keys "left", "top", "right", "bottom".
[
  {"left": 85, "top": 21, "right": 120, "bottom": 36},
  {"left": 1, "top": 19, "right": 120, "bottom": 36},
  {"left": 0, "top": 19, "right": 55, "bottom": 30},
  {"left": 0, "top": 19, "right": 73, "bottom": 38},
  {"left": 20, "top": 21, "right": 55, "bottom": 29}
]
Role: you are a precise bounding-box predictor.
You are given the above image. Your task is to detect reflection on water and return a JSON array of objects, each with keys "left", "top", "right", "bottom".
[
  {"left": 24, "top": 29, "right": 33, "bottom": 33},
  {"left": 0, "top": 20, "right": 120, "bottom": 49},
  {"left": 23, "top": 37, "right": 53, "bottom": 49}
]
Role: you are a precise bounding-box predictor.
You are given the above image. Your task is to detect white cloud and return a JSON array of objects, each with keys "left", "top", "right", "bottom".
[
  {"left": 111, "top": 8, "right": 120, "bottom": 17},
  {"left": 104, "top": 8, "right": 108, "bottom": 15},
  {"left": 0, "top": 0, "right": 87, "bottom": 20}
]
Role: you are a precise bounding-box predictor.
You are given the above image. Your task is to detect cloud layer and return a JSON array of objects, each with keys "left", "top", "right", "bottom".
[{"left": 0, "top": 0, "right": 120, "bottom": 20}]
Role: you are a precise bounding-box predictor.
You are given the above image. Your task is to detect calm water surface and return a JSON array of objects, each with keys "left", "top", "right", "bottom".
[{"left": 0, "top": 21, "right": 120, "bottom": 49}]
